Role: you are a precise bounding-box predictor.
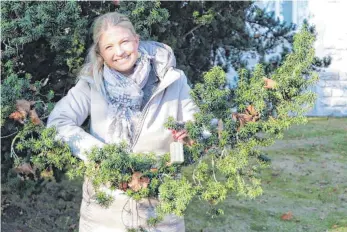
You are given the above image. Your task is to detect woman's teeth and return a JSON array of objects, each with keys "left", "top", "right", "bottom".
[{"left": 117, "top": 56, "right": 129, "bottom": 61}]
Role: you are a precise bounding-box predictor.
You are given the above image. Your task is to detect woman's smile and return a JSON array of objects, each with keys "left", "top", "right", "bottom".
[
  {"left": 99, "top": 25, "right": 139, "bottom": 74},
  {"left": 114, "top": 55, "right": 130, "bottom": 63}
]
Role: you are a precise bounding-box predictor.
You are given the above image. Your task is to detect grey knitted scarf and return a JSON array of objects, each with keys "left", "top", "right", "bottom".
[{"left": 103, "top": 47, "right": 152, "bottom": 145}]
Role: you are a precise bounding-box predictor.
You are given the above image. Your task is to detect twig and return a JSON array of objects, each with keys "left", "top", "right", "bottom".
[
  {"left": 3, "top": 38, "right": 15, "bottom": 51},
  {"left": 211, "top": 156, "right": 218, "bottom": 182},
  {"left": 121, "top": 197, "right": 132, "bottom": 229},
  {"left": 182, "top": 24, "right": 203, "bottom": 40},
  {"left": 192, "top": 167, "right": 197, "bottom": 185},
  {"left": 34, "top": 100, "right": 48, "bottom": 108},
  {"left": 1, "top": 128, "right": 18, "bottom": 139},
  {"left": 16, "top": 43, "right": 19, "bottom": 57},
  {"left": 40, "top": 115, "right": 49, "bottom": 120},
  {"left": 220, "top": 147, "right": 227, "bottom": 159},
  {"left": 10, "top": 133, "right": 21, "bottom": 159},
  {"left": 192, "top": 159, "right": 203, "bottom": 187}
]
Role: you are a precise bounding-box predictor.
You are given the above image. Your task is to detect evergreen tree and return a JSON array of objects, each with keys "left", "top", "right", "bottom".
[{"left": 1, "top": 1, "right": 89, "bottom": 184}]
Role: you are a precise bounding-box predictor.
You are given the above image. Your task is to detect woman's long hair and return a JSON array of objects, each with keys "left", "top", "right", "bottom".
[{"left": 78, "top": 12, "right": 137, "bottom": 92}]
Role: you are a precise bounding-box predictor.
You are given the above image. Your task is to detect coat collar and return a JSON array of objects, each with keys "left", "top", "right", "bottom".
[{"left": 139, "top": 41, "right": 176, "bottom": 81}]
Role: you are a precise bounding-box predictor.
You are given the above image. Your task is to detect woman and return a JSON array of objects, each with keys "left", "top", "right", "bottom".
[{"left": 47, "top": 12, "right": 198, "bottom": 231}]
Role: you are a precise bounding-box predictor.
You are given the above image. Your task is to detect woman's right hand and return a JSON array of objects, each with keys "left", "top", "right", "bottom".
[{"left": 169, "top": 129, "right": 194, "bottom": 146}]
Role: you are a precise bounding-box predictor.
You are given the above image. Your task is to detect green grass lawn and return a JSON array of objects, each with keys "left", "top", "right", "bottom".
[
  {"left": 184, "top": 117, "right": 347, "bottom": 232},
  {"left": 282, "top": 117, "right": 347, "bottom": 140}
]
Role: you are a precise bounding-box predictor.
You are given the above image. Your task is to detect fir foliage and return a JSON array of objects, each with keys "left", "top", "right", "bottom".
[
  {"left": 118, "top": 1, "right": 170, "bottom": 41},
  {"left": 1, "top": 61, "right": 55, "bottom": 127},
  {"left": 1, "top": 1, "right": 87, "bottom": 65},
  {"left": 5, "top": 123, "right": 79, "bottom": 196},
  {"left": 157, "top": 26, "right": 318, "bottom": 220}
]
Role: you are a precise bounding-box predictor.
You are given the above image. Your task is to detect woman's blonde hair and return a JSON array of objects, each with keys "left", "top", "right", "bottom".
[{"left": 78, "top": 12, "right": 137, "bottom": 92}]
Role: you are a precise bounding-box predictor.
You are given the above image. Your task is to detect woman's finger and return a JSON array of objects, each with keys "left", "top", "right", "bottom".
[
  {"left": 174, "top": 130, "right": 187, "bottom": 140},
  {"left": 176, "top": 132, "right": 188, "bottom": 142},
  {"left": 170, "top": 129, "right": 194, "bottom": 146},
  {"left": 181, "top": 135, "right": 195, "bottom": 146}
]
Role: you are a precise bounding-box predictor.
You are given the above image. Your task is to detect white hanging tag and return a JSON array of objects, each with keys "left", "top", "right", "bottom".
[{"left": 170, "top": 142, "right": 184, "bottom": 164}]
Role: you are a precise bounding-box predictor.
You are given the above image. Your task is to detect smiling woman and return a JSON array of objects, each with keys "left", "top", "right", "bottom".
[{"left": 47, "top": 12, "right": 198, "bottom": 231}]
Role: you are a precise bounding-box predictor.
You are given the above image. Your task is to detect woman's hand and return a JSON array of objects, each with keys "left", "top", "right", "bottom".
[{"left": 169, "top": 129, "right": 194, "bottom": 146}]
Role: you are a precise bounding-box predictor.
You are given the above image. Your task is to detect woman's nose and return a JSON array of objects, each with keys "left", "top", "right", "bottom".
[{"left": 114, "top": 46, "right": 125, "bottom": 57}]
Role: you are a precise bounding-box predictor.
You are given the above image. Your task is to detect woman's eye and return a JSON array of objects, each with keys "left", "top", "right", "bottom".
[{"left": 122, "top": 40, "right": 129, "bottom": 44}]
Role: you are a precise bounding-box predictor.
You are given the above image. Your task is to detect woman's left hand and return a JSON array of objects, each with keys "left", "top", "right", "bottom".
[{"left": 170, "top": 129, "right": 194, "bottom": 146}]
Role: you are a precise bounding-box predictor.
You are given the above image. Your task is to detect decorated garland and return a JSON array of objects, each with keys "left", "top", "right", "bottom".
[{"left": 9, "top": 27, "right": 319, "bottom": 227}]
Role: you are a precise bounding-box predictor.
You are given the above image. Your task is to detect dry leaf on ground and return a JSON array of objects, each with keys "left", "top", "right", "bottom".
[{"left": 280, "top": 211, "right": 293, "bottom": 221}]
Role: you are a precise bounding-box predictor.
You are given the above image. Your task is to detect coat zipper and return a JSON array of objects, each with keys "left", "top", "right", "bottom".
[
  {"left": 131, "top": 49, "right": 174, "bottom": 150},
  {"left": 131, "top": 73, "right": 179, "bottom": 150}
]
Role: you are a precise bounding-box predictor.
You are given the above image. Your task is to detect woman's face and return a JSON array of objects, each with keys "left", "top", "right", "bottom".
[{"left": 98, "top": 25, "right": 139, "bottom": 75}]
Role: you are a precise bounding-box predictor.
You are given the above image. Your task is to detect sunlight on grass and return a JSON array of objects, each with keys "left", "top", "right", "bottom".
[
  {"left": 282, "top": 117, "right": 347, "bottom": 140},
  {"left": 184, "top": 117, "right": 347, "bottom": 232}
]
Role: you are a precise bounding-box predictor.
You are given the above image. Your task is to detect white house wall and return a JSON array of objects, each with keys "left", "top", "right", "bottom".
[
  {"left": 256, "top": 0, "right": 347, "bottom": 116},
  {"left": 307, "top": 0, "right": 347, "bottom": 116}
]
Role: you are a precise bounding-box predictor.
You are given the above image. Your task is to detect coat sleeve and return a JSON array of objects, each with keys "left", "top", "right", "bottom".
[
  {"left": 47, "top": 80, "right": 105, "bottom": 161},
  {"left": 177, "top": 72, "right": 199, "bottom": 122}
]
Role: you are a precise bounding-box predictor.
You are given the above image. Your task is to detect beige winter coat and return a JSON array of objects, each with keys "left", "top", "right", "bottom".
[{"left": 47, "top": 41, "right": 198, "bottom": 231}]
